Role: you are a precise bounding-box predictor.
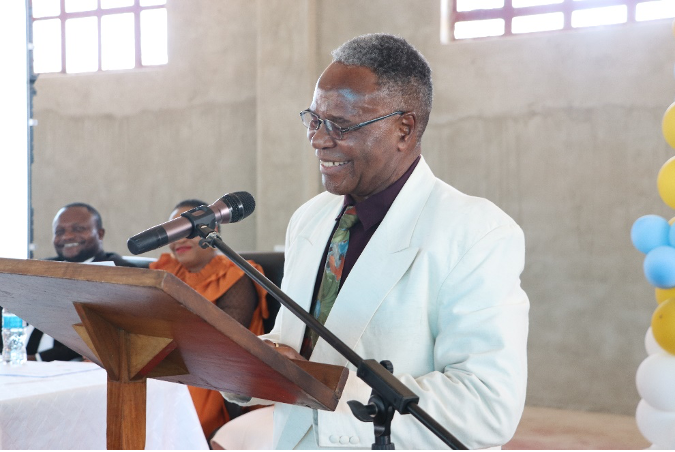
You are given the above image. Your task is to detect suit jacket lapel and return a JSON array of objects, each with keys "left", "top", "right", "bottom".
[
  {"left": 311, "top": 157, "right": 436, "bottom": 366},
  {"left": 272, "top": 198, "right": 342, "bottom": 449},
  {"left": 280, "top": 197, "right": 343, "bottom": 351}
]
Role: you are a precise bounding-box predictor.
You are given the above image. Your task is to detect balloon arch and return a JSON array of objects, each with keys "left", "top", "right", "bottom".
[{"left": 629, "top": 21, "right": 675, "bottom": 450}]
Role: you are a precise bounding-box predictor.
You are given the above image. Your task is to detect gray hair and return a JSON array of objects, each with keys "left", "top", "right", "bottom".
[{"left": 331, "top": 34, "right": 433, "bottom": 141}]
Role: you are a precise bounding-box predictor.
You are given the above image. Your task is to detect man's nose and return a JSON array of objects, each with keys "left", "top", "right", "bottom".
[
  {"left": 60, "top": 229, "right": 76, "bottom": 239},
  {"left": 309, "top": 123, "right": 335, "bottom": 149}
]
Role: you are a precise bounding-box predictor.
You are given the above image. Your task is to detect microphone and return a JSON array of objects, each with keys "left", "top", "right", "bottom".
[{"left": 127, "top": 191, "right": 255, "bottom": 255}]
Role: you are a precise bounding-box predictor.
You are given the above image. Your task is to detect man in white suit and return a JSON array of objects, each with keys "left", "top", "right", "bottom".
[{"left": 217, "top": 33, "right": 528, "bottom": 450}]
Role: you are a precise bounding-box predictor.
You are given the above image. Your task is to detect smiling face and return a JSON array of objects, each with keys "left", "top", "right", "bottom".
[
  {"left": 167, "top": 205, "right": 217, "bottom": 273},
  {"left": 52, "top": 206, "right": 105, "bottom": 262},
  {"left": 307, "top": 62, "right": 419, "bottom": 202}
]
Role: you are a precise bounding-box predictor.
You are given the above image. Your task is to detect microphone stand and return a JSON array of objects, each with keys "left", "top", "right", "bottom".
[{"left": 195, "top": 224, "right": 467, "bottom": 450}]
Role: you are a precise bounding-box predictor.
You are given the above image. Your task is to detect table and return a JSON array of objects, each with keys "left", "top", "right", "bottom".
[{"left": 0, "top": 361, "right": 208, "bottom": 450}]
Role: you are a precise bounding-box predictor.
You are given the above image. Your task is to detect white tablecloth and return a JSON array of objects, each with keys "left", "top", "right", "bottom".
[{"left": 0, "top": 361, "right": 208, "bottom": 450}]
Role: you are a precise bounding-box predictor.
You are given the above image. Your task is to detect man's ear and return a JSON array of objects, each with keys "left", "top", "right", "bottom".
[
  {"left": 98, "top": 227, "right": 105, "bottom": 240},
  {"left": 397, "top": 112, "right": 417, "bottom": 151}
]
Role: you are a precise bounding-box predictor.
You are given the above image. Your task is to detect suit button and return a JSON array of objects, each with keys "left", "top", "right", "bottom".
[
  {"left": 339, "top": 436, "right": 349, "bottom": 444},
  {"left": 349, "top": 436, "right": 359, "bottom": 444},
  {"left": 329, "top": 435, "right": 339, "bottom": 444}
]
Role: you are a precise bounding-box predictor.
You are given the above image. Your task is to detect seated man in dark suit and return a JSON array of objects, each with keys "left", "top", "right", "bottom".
[{"left": 28, "top": 202, "right": 136, "bottom": 361}]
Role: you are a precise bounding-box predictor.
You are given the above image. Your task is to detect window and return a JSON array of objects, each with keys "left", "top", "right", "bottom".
[
  {"left": 31, "top": 0, "right": 168, "bottom": 74},
  {"left": 443, "top": 0, "right": 675, "bottom": 41}
]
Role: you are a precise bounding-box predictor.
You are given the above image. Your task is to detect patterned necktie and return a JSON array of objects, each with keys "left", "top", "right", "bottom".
[{"left": 300, "top": 205, "right": 359, "bottom": 358}]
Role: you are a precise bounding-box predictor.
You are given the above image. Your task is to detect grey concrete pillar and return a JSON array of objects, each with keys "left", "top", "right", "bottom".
[{"left": 255, "top": 0, "right": 322, "bottom": 251}]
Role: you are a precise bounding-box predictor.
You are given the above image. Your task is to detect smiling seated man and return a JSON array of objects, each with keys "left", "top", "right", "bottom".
[
  {"left": 28, "top": 202, "right": 136, "bottom": 362},
  {"left": 47, "top": 202, "right": 135, "bottom": 267}
]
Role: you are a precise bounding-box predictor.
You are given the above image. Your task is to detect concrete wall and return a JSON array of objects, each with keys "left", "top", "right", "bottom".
[
  {"left": 32, "top": 0, "right": 260, "bottom": 258},
  {"left": 31, "top": 0, "right": 675, "bottom": 415},
  {"left": 255, "top": 1, "right": 322, "bottom": 252}
]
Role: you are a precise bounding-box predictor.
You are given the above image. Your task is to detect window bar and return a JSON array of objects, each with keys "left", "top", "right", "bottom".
[
  {"left": 505, "top": 0, "right": 513, "bottom": 36},
  {"left": 627, "top": 0, "right": 637, "bottom": 23},
  {"left": 60, "top": 0, "right": 66, "bottom": 72},
  {"left": 454, "top": 4, "right": 572, "bottom": 22},
  {"left": 97, "top": 0, "right": 102, "bottom": 71},
  {"left": 563, "top": 0, "right": 573, "bottom": 30},
  {"left": 450, "top": 0, "right": 457, "bottom": 41},
  {"left": 134, "top": 0, "right": 142, "bottom": 69}
]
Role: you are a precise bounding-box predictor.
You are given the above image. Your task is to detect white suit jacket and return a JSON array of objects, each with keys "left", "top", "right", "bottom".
[{"left": 262, "top": 157, "right": 529, "bottom": 449}]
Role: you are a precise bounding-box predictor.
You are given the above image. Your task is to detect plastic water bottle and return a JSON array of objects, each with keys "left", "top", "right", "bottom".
[{"left": 2, "top": 308, "right": 27, "bottom": 366}]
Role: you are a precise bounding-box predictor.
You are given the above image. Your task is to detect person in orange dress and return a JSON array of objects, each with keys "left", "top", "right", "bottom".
[{"left": 149, "top": 199, "right": 268, "bottom": 439}]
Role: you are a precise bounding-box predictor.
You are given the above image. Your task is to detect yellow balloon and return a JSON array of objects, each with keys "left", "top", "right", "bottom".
[
  {"left": 662, "top": 102, "right": 675, "bottom": 149},
  {"left": 656, "top": 287, "right": 675, "bottom": 304},
  {"left": 652, "top": 298, "right": 675, "bottom": 354},
  {"left": 657, "top": 157, "right": 675, "bottom": 209}
]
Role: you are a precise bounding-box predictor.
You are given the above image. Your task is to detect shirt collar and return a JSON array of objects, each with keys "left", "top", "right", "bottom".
[{"left": 341, "top": 155, "right": 421, "bottom": 231}]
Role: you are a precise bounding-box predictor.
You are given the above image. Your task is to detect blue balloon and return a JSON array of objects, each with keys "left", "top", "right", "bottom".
[
  {"left": 631, "top": 215, "right": 670, "bottom": 254},
  {"left": 670, "top": 221, "right": 675, "bottom": 247},
  {"left": 644, "top": 246, "right": 675, "bottom": 288}
]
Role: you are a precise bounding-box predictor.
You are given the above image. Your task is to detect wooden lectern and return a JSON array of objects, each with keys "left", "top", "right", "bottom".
[{"left": 0, "top": 258, "right": 348, "bottom": 450}]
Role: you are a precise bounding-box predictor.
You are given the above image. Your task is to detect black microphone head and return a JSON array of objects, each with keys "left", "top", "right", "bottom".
[
  {"left": 127, "top": 227, "right": 168, "bottom": 255},
  {"left": 223, "top": 191, "right": 256, "bottom": 223}
]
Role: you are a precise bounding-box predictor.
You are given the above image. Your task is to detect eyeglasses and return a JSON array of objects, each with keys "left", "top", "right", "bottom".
[{"left": 300, "top": 110, "right": 404, "bottom": 141}]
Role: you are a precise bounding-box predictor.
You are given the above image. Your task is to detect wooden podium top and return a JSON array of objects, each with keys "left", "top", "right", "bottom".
[{"left": 0, "top": 257, "right": 347, "bottom": 411}]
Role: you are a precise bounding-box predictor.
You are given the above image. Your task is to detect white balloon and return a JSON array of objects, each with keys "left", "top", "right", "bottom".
[
  {"left": 636, "top": 400, "right": 675, "bottom": 448},
  {"left": 636, "top": 353, "right": 675, "bottom": 411},
  {"left": 646, "top": 327, "right": 664, "bottom": 355}
]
